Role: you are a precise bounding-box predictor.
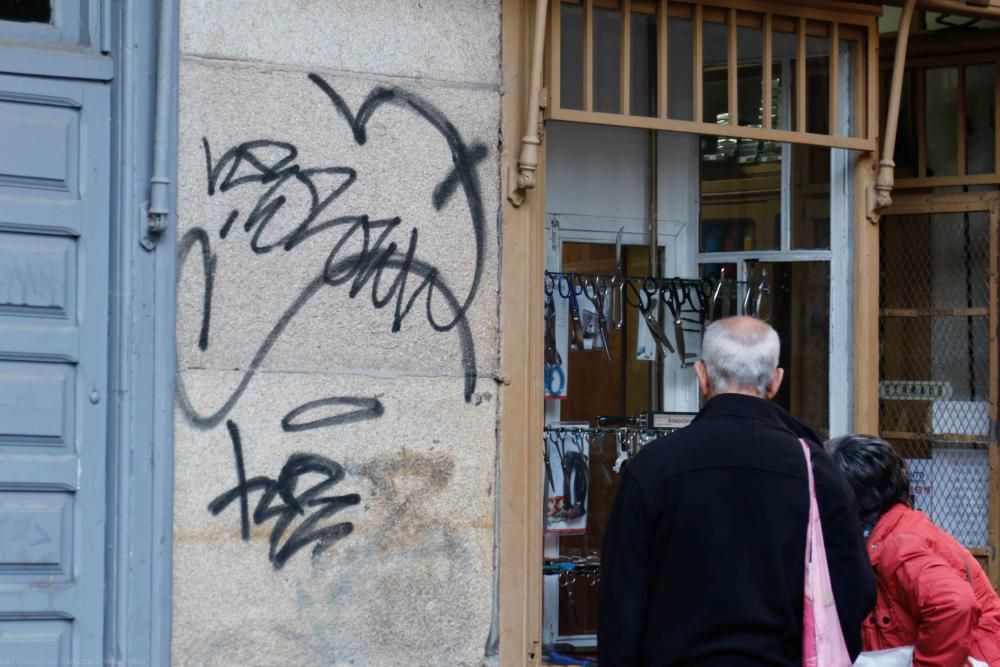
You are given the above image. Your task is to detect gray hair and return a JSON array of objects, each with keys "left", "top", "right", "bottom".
[{"left": 700, "top": 317, "right": 780, "bottom": 395}]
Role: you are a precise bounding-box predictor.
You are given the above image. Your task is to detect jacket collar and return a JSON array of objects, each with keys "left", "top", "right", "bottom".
[
  {"left": 693, "top": 393, "right": 822, "bottom": 444},
  {"left": 866, "top": 504, "right": 910, "bottom": 559}
]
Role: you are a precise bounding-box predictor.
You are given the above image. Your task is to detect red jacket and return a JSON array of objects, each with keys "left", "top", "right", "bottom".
[{"left": 864, "top": 504, "right": 1000, "bottom": 666}]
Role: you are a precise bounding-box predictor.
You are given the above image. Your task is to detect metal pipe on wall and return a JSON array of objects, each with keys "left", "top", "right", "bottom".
[
  {"left": 147, "top": 0, "right": 177, "bottom": 239},
  {"left": 872, "top": 0, "right": 917, "bottom": 219},
  {"left": 513, "top": 0, "right": 550, "bottom": 204},
  {"left": 100, "top": 0, "right": 112, "bottom": 53}
]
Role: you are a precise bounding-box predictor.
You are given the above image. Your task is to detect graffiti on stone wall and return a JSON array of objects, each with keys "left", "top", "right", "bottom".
[
  {"left": 179, "top": 74, "right": 488, "bottom": 568},
  {"left": 208, "top": 420, "right": 361, "bottom": 569}
]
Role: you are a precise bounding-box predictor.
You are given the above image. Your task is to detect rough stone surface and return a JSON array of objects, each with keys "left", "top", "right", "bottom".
[
  {"left": 173, "top": 372, "right": 496, "bottom": 666},
  {"left": 180, "top": 0, "right": 501, "bottom": 87},
  {"left": 175, "top": 4, "right": 501, "bottom": 664}
]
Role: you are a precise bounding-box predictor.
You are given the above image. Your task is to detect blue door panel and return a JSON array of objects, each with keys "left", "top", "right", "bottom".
[{"left": 0, "top": 71, "right": 109, "bottom": 663}]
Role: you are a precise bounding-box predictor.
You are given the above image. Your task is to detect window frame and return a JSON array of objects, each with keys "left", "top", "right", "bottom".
[{"left": 547, "top": 0, "right": 879, "bottom": 152}]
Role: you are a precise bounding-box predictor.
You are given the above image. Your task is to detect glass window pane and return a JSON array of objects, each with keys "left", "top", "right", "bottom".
[
  {"left": 737, "top": 17, "right": 764, "bottom": 127},
  {"left": 667, "top": 14, "right": 694, "bottom": 121},
  {"left": 772, "top": 28, "right": 798, "bottom": 131},
  {"left": 766, "top": 261, "right": 831, "bottom": 439},
  {"left": 806, "top": 31, "right": 830, "bottom": 135},
  {"left": 703, "top": 19, "right": 729, "bottom": 124},
  {"left": 838, "top": 39, "right": 858, "bottom": 138},
  {"left": 560, "top": 2, "right": 585, "bottom": 111},
  {"left": 700, "top": 136, "right": 781, "bottom": 251},
  {"left": 630, "top": 10, "right": 658, "bottom": 117},
  {"left": 965, "top": 63, "right": 997, "bottom": 175},
  {"left": 926, "top": 67, "right": 959, "bottom": 177},
  {"left": 0, "top": 0, "right": 50, "bottom": 23},
  {"left": 594, "top": 5, "right": 622, "bottom": 114},
  {"left": 791, "top": 145, "right": 831, "bottom": 250},
  {"left": 884, "top": 69, "right": 918, "bottom": 177}
]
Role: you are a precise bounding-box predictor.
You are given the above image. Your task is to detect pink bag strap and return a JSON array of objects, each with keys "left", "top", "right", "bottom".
[{"left": 800, "top": 438, "right": 816, "bottom": 509}]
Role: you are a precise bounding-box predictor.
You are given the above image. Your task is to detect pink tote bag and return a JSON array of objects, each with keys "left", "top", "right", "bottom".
[{"left": 800, "top": 439, "right": 853, "bottom": 667}]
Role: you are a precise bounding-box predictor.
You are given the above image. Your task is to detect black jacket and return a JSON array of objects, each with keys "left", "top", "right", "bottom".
[{"left": 598, "top": 394, "right": 876, "bottom": 666}]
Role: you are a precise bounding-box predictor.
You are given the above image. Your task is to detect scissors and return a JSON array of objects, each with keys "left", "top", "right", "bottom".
[
  {"left": 613, "top": 428, "right": 628, "bottom": 473},
  {"left": 543, "top": 433, "right": 556, "bottom": 493},
  {"left": 558, "top": 273, "right": 586, "bottom": 350},
  {"left": 625, "top": 278, "right": 675, "bottom": 355},
  {"left": 543, "top": 273, "right": 565, "bottom": 394},
  {"left": 610, "top": 227, "right": 625, "bottom": 330},
  {"left": 663, "top": 279, "right": 698, "bottom": 367},
  {"left": 754, "top": 268, "right": 771, "bottom": 322},
  {"left": 582, "top": 275, "right": 612, "bottom": 360},
  {"left": 743, "top": 262, "right": 758, "bottom": 316}
]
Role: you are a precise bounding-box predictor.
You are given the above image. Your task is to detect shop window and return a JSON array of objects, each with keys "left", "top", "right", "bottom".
[
  {"left": 699, "top": 139, "right": 831, "bottom": 252},
  {"left": 881, "top": 57, "right": 1000, "bottom": 186},
  {"left": 0, "top": 1, "right": 50, "bottom": 23},
  {"left": 541, "top": 119, "right": 855, "bottom": 655}
]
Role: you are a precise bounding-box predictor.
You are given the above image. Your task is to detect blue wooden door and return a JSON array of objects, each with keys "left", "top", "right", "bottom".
[{"left": 0, "top": 4, "right": 112, "bottom": 661}]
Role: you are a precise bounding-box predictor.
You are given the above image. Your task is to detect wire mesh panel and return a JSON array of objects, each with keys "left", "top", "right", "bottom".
[{"left": 879, "top": 203, "right": 998, "bottom": 574}]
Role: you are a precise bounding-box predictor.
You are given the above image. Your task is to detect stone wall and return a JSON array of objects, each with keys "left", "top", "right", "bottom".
[{"left": 173, "top": 2, "right": 502, "bottom": 664}]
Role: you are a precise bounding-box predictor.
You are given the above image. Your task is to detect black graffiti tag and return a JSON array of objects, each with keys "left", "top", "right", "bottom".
[
  {"left": 207, "top": 420, "right": 361, "bottom": 569},
  {"left": 175, "top": 73, "right": 489, "bottom": 430}
]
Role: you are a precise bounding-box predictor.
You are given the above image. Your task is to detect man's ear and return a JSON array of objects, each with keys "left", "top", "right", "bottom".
[
  {"left": 764, "top": 367, "right": 784, "bottom": 399},
  {"left": 694, "top": 360, "right": 712, "bottom": 398}
]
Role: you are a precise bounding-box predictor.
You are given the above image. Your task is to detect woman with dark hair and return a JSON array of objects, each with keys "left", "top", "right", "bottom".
[{"left": 826, "top": 434, "right": 1000, "bottom": 666}]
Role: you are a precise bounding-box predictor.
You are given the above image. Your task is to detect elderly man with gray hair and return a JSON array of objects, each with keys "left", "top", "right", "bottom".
[{"left": 598, "top": 316, "right": 875, "bottom": 666}]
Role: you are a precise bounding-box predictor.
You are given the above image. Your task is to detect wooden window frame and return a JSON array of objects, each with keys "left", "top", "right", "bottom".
[
  {"left": 547, "top": 0, "right": 879, "bottom": 151},
  {"left": 877, "top": 49, "right": 1000, "bottom": 189},
  {"left": 500, "top": 2, "right": 885, "bottom": 664}
]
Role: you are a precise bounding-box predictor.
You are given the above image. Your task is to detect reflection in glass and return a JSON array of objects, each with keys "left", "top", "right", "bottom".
[
  {"left": 668, "top": 16, "right": 694, "bottom": 120},
  {"left": 594, "top": 7, "right": 623, "bottom": 113},
  {"left": 700, "top": 136, "right": 782, "bottom": 252},
  {"left": 560, "top": 2, "right": 585, "bottom": 111},
  {"left": 772, "top": 29, "right": 797, "bottom": 130},
  {"left": 0, "top": 0, "right": 50, "bottom": 23},
  {"left": 766, "top": 261, "right": 831, "bottom": 439},
  {"left": 837, "top": 39, "right": 858, "bottom": 137},
  {"left": 806, "top": 35, "right": 830, "bottom": 135},
  {"left": 884, "top": 69, "right": 918, "bottom": 177},
  {"left": 966, "top": 63, "right": 997, "bottom": 175},
  {"left": 703, "top": 20, "right": 729, "bottom": 124},
  {"left": 926, "top": 67, "right": 959, "bottom": 177},
  {"left": 631, "top": 11, "right": 658, "bottom": 117},
  {"left": 737, "top": 21, "right": 764, "bottom": 127},
  {"left": 791, "top": 145, "right": 831, "bottom": 250}
]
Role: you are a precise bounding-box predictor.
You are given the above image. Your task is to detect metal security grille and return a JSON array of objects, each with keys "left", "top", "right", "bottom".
[{"left": 879, "top": 195, "right": 999, "bottom": 585}]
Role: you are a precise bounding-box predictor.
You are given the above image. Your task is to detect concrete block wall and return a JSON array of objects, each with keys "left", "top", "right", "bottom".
[{"left": 173, "top": 2, "right": 502, "bottom": 664}]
